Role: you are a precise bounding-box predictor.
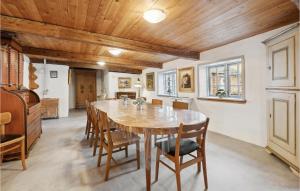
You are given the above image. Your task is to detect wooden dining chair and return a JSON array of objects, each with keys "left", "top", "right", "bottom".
[
  {"left": 90, "top": 105, "right": 120, "bottom": 156},
  {"left": 97, "top": 110, "right": 140, "bottom": 181},
  {"left": 173, "top": 101, "right": 189, "bottom": 110},
  {"left": 152, "top": 99, "right": 167, "bottom": 145},
  {"left": 152, "top": 99, "right": 163, "bottom": 106},
  {"left": 0, "top": 112, "right": 26, "bottom": 170},
  {"left": 155, "top": 118, "right": 210, "bottom": 191}
]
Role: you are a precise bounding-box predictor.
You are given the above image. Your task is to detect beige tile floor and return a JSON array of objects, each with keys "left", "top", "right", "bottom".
[{"left": 1, "top": 110, "right": 299, "bottom": 191}]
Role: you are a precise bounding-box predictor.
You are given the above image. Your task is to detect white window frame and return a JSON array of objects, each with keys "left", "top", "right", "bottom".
[
  {"left": 157, "top": 69, "right": 177, "bottom": 97},
  {"left": 198, "top": 56, "right": 246, "bottom": 101}
]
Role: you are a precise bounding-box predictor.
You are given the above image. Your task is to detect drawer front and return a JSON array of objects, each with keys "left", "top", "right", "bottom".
[
  {"left": 28, "top": 108, "right": 41, "bottom": 124},
  {"left": 27, "top": 116, "right": 41, "bottom": 135},
  {"left": 27, "top": 126, "right": 41, "bottom": 150}
]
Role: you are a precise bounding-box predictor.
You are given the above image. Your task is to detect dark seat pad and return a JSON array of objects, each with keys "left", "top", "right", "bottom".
[
  {"left": 0, "top": 134, "right": 23, "bottom": 143},
  {"left": 155, "top": 138, "right": 199, "bottom": 156}
]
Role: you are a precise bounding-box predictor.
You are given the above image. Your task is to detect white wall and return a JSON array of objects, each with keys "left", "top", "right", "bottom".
[
  {"left": 33, "top": 63, "right": 69, "bottom": 117},
  {"left": 142, "top": 23, "right": 296, "bottom": 147},
  {"left": 105, "top": 72, "right": 141, "bottom": 98},
  {"left": 69, "top": 69, "right": 76, "bottom": 109}
]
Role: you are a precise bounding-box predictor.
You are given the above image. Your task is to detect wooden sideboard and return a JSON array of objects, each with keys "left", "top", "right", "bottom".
[
  {"left": 0, "top": 87, "right": 42, "bottom": 158},
  {"left": 115, "top": 91, "right": 136, "bottom": 99},
  {"left": 41, "top": 98, "right": 59, "bottom": 119}
]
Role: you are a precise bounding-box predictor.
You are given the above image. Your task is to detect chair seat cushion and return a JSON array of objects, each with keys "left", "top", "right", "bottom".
[
  {"left": 155, "top": 138, "right": 199, "bottom": 156},
  {"left": 0, "top": 134, "right": 23, "bottom": 143},
  {"left": 105, "top": 131, "right": 140, "bottom": 147}
]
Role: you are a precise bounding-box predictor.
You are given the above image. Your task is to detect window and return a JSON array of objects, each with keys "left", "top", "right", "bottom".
[
  {"left": 198, "top": 56, "right": 245, "bottom": 100},
  {"left": 157, "top": 70, "right": 177, "bottom": 97}
]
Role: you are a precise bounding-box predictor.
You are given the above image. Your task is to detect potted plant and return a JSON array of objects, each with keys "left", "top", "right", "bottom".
[
  {"left": 216, "top": 89, "right": 227, "bottom": 98},
  {"left": 133, "top": 97, "right": 146, "bottom": 110}
]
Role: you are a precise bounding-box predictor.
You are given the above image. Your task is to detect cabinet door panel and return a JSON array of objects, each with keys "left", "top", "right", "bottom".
[
  {"left": 267, "top": 37, "right": 295, "bottom": 87},
  {"left": 268, "top": 92, "right": 296, "bottom": 155},
  {"left": 1, "top": 47, "right": 9, "bottom": 85}
]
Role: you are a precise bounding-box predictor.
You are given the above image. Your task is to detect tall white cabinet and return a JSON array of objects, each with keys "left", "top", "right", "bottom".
[{"left": 264, "top": 23, "right": 299, "bottom": 174}]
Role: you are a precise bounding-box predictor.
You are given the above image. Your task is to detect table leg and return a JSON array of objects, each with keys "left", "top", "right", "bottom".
[{"left": 144, "top": 130, "right": 152, "bottom": 191}]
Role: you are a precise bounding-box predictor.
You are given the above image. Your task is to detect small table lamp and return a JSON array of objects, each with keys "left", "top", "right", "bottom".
[{"left": 134, "top": 78, "right": 142, "bottom": 98}]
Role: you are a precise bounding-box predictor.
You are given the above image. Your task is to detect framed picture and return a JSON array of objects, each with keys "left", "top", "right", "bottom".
[
  {"left": 118, "top": 77, "right": 131, "bottom": 89},
  {"left": 50, "top": 71, "right": 58, "bottom": 78},
  {"left": 146, "top": 72, "right": 155, "bottom": 91},
  {"left": 178, "top": 67, "right": 194, "bottom": 92}
]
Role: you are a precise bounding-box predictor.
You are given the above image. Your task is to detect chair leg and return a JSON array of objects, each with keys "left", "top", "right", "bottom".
[
  {"left": 97, "top": 141, "right": 103, "bottom": 167},
  {"left": 86, "top": 121, "right": 91, "bottom": 140},
  {"left": 202, "top": 154, "right": 208, "bottom": 189},
  {"left": 104, "top": 148, "right": 112, "bottom": 181},
  {"left": 155, "top": 148, "right": 161, "bottom": 182},
  {"left": 125, "top": 146, "right": 128, "bottom": 158},
  {"left": 136, "top": 141, "right": 140, "bottom": 169},
  {"left": 93, "top": 128, "right": 99, "bottom": 156},
  {"left": 89, "top": 126, "right": 95, "bottom": 147},
  {"left": 175, "top": 161, "right": 181, "bottom": 191},
  {"left": 85, "top": 120, "right": 88, "bottom": 135},
  {"left": 197, "top": 150, "right": 201, "bottom": 173},
  {"left": 20, "top": 139, "right": 26, "bottom": 170}
]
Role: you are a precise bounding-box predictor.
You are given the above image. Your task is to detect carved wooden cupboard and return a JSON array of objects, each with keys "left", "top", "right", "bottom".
[
  {"left": 75, "top": 70, "right": 96, "bottom": 108},
  {"left": 264, "top": 23, "right": 299, "bottom": 174}
]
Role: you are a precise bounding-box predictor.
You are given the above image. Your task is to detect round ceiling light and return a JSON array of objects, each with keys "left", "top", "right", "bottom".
[
  {"left": 108, "top": 48, "right": 123, "bottom": 56},
  {"left": 143, "top": 9, "right": 166, "bottom": 24},
  {"left": 97, "top": 61, "right": 106, "bottom": 66}
]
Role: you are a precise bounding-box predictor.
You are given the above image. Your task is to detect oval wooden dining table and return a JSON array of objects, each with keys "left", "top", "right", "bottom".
[{"left": 92, "top": 99, "right": 207, "bottom": 191}]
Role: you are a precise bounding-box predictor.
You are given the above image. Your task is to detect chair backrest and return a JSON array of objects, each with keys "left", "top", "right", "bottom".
[
  {"left": 175, "top": 118, "right": 210, "bottom": 157},
  {"left": 173, "top": 101, "right": 189, "bottom": 110},
  {"left": 0, "top": 112, "right": 11, "bottom": 135},
  {"left": 85, "top": 100, "right": 91, "bottom": 118},
  {"left": 98, "top": 110, "right": 113, "bottom": 146},
  {"left": 90, "top": 105, "right": 98, "bottom": 129},
  {"left": 152, "top": 99, "right": 163, "bottom": 106}
]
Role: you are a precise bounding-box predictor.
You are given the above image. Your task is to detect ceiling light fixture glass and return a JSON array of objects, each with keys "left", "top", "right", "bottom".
[
  {"left": 97, "top": 61, "right": 106, "bottom": 66},
  {"left": 143, "top": 9, "right": 166, "bottom": 24},
  {"left": 108, "top": 48, "right": 123, "bottom": 56}
]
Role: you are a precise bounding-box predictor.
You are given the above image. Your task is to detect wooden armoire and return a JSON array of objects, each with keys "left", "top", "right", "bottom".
[
  {"left": 75, "top": 69, "right": 96, "bottom": 108},
  {"left": 0, "top": 34, "right": 42, "bottom": 158},
  {"left": 264, "top": 23, "right": 299, "bottom": 174}
]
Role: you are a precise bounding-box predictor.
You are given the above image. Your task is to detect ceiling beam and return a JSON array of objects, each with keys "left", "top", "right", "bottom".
[
  {"left": 23, "top": 47, "right": 159, "bottom": 68},
  {"left": 29, "top": 58, "right": 142, "bottom": 74},
  {"left": 1, "top": 15, "right": 200, "bottom": 60}
]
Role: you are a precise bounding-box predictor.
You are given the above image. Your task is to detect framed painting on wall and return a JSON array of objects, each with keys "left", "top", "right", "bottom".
[
  {"left": 146, "top": 72, "right": 155, "bottom": 91},
  {"left": 118, "top": 77, "right": 131, "bottom": 89},
  {"left": 178, "top": 67, "right": 195, "bottom": 92},
  {"left": 50, "top": 71, "right": 58, "bottom": 78}
]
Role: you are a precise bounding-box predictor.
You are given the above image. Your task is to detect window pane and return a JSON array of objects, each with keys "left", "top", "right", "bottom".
[
  {"left": 229, "top": 74, "right": 239, "bottom": 86},
  {"left": 229, "top": 85, "right": 239, "bottom": 96},
  {"left": 160, "top": 71, "right": 177, "bottom": 96},
  {"left": 205, "top": 57, "right": 244, "bottom": 99},
  {"left": 228, "top": 64, "right": 238, "bottom": 74}
]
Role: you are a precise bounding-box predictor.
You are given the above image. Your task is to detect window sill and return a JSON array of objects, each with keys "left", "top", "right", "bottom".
[
  {"left": 197, "top": 97, "right": 247, "bottom": 104},
  {"left": 157, "top": 94, "right": 177, "bottom": 98}
]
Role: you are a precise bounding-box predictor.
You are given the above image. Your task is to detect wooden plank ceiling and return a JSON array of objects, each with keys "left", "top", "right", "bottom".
[{"left": 0, "top": 0, "right": 298, "bottom": 74}]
